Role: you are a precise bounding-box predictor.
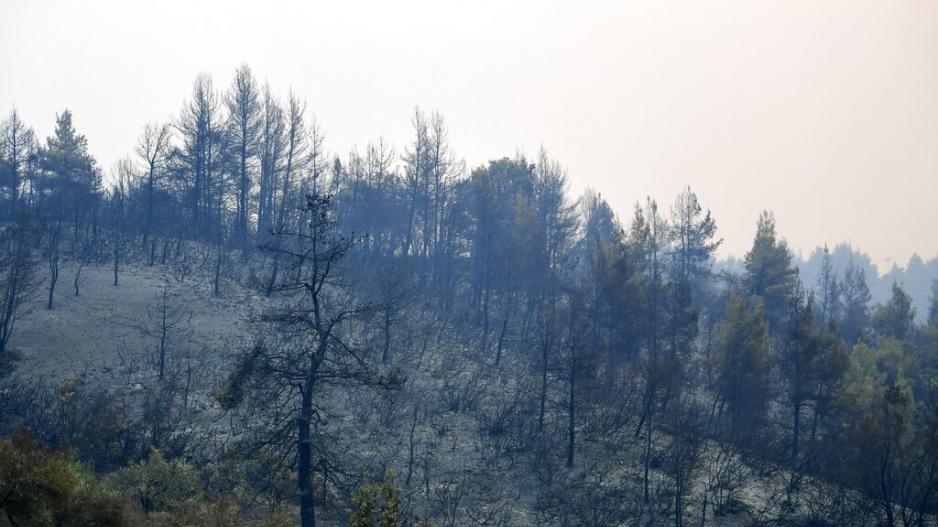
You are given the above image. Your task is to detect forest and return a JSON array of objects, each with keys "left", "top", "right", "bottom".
[{"left": 0, "top": 65, "right": 937, "bottom": 527}]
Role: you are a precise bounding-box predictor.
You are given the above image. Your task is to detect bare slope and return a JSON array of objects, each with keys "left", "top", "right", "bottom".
[{"left": 9, "top": 262, "right": 251, "bottom": 384}]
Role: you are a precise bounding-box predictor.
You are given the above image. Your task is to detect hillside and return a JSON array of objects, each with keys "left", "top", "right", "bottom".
[
  {"left": 1, "top": 67, "right": 937, "bottom": 527},
  {"left": 3, "top": 258, "right": 774, "bottom": 526},
  {"left": 9, "top": 261, "right": 249, "bottom": 384}
]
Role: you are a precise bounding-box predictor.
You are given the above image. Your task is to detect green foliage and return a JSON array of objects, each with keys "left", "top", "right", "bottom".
[
  {"left": 872, "top": 283, "right": 916, "bottom": 341},
  {"left": 846, "top": 381, "right": 919, "bottom": 524},
  {"left": 669, "top": 185, "right": 722, "bottom": 297},
  {"left": 814, "top": 245, "right": 842, "bottom": 325},
  {"left": 839, "top": 261, "right": 872, "bottom": 345},
  {"left": 378, "top": 472, "right": 402, "bottom": 527},
  {"left": 928, "top": 280, "right": 938, "bottom": 328},
  {"left": 0, "top": 428, "right": 128, "bottom": 527},
  {"left": 743, "top": 211, "right": 798, "bottom": 333},
  {"left": 39, "top": 110, "right": 99, "bottom": 195},
  {"left": 107, "top": 447, "right": 201, "bottom": 515},
  {"left": 778, "top": 292, "right": 852, "bottom": 464},
  {"left": 847, "top": 342, "right": 887, "bottom": 406},
  {"left": 349, "top": 484, "right": 376, "bottom": 527},
  {"left": 782, "top": 294, "right": 850, "bottom": 404},
  {"left": 348, "top": 470, "right": 405, "bottom": 527},
  {"left": 47, "top": 378, "right": 133, "bottom": 471},
  {"left": 215, "top": 344, "right": 265, "bottom": 411},
  {"left": 0, "top": 430, "right": 300, "bottom": 527},
  {"left": 259, "top": 512, "right": 295, "bottom": 527},
  {"left": 589, "top": 225, "right": 643, "bottom": 364},
  {"left": 716, "top": 294, "right": 771, "bottom": 444}
]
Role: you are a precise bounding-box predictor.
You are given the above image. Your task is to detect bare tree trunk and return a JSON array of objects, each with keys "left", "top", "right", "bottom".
[
  {"left": 567, "top": 343, "right": 576, "bottom": 468},
  {"left": 643, "top": 410, "right": 653, "bottom": 502},
  {"left": 73, "top": 259, "right": 84, "bottom": 296},
  {"left": 46, "top": 224, "right": 60, "bottom": 309},
  {"left": 406, "top": 406, "right": 419, "bottom": 488},
  {"left": 699, "top": 491, "right": 707, "bottom": 527},
  {"left": 298, "top": 346, "right": 325, "bottom": 527},
  {"left": 158, "top": 300, "right": 168, "bottom": 382},
  {"left": 789, "top": 398, "right": 802, "bottom": 495},
  {"left": 675, "top": 479, "right": 682, "bottom": 527},
  {"left": 496, "top": 302, "right": 511, "bottom": 367},
  {"left": 213, "top": 241, "right": 223, "bottom": 296},
  {"left": 266, "top": 253, "right": 280, "bottom": 297},
  {"left": 382, "top": 307, "right": 392, "bottom": 364},
  {"left": 113, "top": 245, "right": 119, "bottom": 286},
  {"left": 538, "top": 330, "right": 549, "bottom": 433},
  {"left": 480, "top": 286, "right": 490, "bottom": 355},
  {"left": 298, "top": 377, "right": 316, "bottom": 527}
]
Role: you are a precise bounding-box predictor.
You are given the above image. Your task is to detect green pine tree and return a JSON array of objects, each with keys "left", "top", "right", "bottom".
[
  {"left": 717, "top": 294, "right": 772, "bottom": 445},
  {"left": 743, "top": 211, "right": 798, "bottom": 334},
  {"left": 872, "top": 283, "right": 915, "bottom": 341}
]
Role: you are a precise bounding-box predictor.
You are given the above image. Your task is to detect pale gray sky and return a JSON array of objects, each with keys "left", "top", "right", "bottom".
[{"left": 2, "top": 0, "right": 937, "bottom": 268}]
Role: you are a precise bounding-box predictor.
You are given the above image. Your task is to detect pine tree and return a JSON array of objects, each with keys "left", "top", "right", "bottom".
[
  {"left": 850, "top": 383, "right": 913, "bottom": 527},
  {"left": 669, "top": 186, "right": 721, "bottom": 297},
  {"left": 349, "top": 483, "right": 377, "bottom": 527},
  {"left": 378, "top": 470, "right": 403, "bottom": 527},
  {"left": 716, "top": 294, "right": 771, "bottom": 446},
  {"left": 743, "top": 211, "right": 798, "bottom": 335},
  {"left": 815, "top": 245, "right": 842, "bottom": 326},
  {"left": 348, "top": 470, "right": 404, "bottom": 527},
  {"left": 928, "top": 279, "right": 938, "bottom": 328},
  {"left": 225, "top": 64, "right": 261, "bottom": 248},
  {"left": 40, "top": 110, "right": 97, "bottom": 192},
  {"left": 0, "top": 109, "right": 36, "bottom": 219},
  {"left": 779, "top": 289, "right": 849, "bottom": 469},
  {"left": 840, "top": 258, "right": 872, "bottom": 345},
  {"left": 39, "top": 110, "right": 99, "bottom": 244},
  {"left": 872, "top": 283, "right": 915, "bottom": 341}
]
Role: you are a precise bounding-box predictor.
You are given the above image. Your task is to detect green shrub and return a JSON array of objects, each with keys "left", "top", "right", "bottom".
[
  {"left": 0, "top": 428, "right": 128, "bottom": 526},
  {"left": 106, "top": 447, "right": 201, "bottom": 515}
]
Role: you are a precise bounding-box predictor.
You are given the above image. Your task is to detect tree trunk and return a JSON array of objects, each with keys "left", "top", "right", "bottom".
[
  {"left": 566, "top": 347, "right": 575, "bottom": 468},
  {"left": 496, "top": 306, "right": 511, "bottom": 367},
  {"left": 266, "top": 253, "right": 280, "bottom": 297},
  {"left": 213, "top": 242, "right": 223, "bottom": 296},
  {"left": 382, "top": 308, "right": 392, "bottom": 364},
  {"left": 113, "top": 246, "right": 119, "bottom": 286},
  {"left": 298, "top": 378, "right": 316, "bottom": 527},
  {"left": 792, "top": 399, "right": 801, "bottom": 466},
  {"left": 158, "top": 322, "right": 167, "bottom": 382},
  {"left": 405, "top": 407, "right": 419, "bottom": 488},
  {"left": 538, "top": 331, "right": 549, "bottom": 433},
  {"left": 47, "top": 230, "right": 59, "bottom": 309},
  {"left": 73, "top": 261, "right": 83, "bottom": 296}
]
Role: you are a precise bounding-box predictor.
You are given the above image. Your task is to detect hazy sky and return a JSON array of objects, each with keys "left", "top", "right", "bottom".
[{"left": 2, "top": 0, "right": 937, "bottom": 269}]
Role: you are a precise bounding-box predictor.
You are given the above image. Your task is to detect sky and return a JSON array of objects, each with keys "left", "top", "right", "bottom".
[{"left": 2, "top": 0, "right": 937, "bottom": 269}]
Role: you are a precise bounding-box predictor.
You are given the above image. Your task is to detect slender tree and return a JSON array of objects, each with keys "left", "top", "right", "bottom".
[
  {"left": 135, "top": 121, "right": 171, "bottom": 261},
  {"left": 220, "top": 194, "right": 396, "bottom": 527},
  {"left": 716, "top": 294, "right": 771, "bottom": 446},
  {"left": 872, "top": 283, "right": 915, "bottom": 341},
  {"left": 840, "top": 258, "right": 872, "bottom": 345},
  {"left": 743, "top": 211, "right": 798, "bottom": 335},
  {"left": 39, "top": 110, "right": 99, "bottom": 250},
  {"left": 815, "top": 245, "right": 842, "bottom": 326},
  {"left": 0, "top": 215, "right": 39, "bottom": 358},
  {"left": 0, "top": 110, "right": 36, "bottom": 220},
  {"left": 225, "top": 64, "right": 261, "bottom": 248}
]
